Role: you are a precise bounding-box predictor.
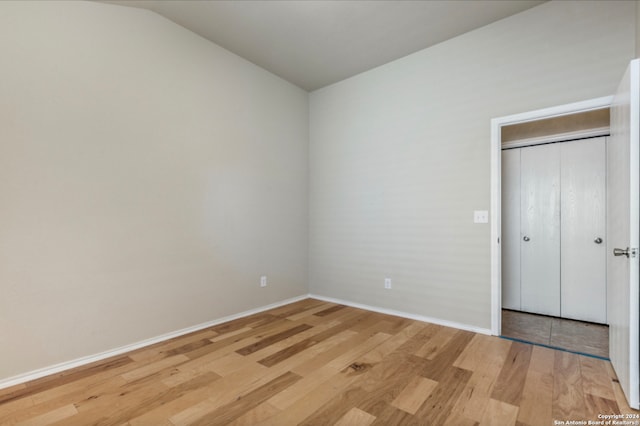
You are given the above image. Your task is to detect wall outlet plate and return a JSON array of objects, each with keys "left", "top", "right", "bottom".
[
  {"left": 384, "top": 278, "right": 392, "bottom": 289},
  {"left": 474, "top": 210, "right": 489, "bottom": 223},
  {"left": 260, "top": 276, "right": 267, "bottom": 287}
]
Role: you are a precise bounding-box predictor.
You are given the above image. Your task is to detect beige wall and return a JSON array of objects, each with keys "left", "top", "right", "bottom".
[
  {"left": 309, "top": 1, "right": 635, "bottom": 329},
  {"left": 0, "top": 1, "right": 308, "bottom": 381},
  {"left": 637, "top": 0, "right": 640, "bottom": 57}
]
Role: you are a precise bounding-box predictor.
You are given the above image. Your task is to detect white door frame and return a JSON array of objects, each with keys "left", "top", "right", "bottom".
[{"left": 490, "top": 96, "right": 613, "bottom": 335}]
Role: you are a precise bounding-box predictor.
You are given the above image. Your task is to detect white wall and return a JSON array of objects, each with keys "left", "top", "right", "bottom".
[
  {"left": 0, "top": 1, "right": 308, "bottom": 381},
  {"left": 309, "top": 0, "right": 635, "bottom": 330}
]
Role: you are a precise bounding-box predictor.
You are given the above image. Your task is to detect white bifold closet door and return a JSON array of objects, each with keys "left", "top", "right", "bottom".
[
  {"left": 501, "top": 148, "right": 521, "bottom": 310},
  {"left": 560, "top": 137, "right": 606, "bottom": 323},
  {"left": 520, "top": 143, "right": 561, "bottom": 317},
  {"left": 502, "top": 137, "right": 607, "bottom": 323}
]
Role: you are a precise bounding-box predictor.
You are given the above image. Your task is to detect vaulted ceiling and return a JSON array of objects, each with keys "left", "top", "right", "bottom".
[{"left": 100, "top": 0, "right": 546, "bottom": 91}]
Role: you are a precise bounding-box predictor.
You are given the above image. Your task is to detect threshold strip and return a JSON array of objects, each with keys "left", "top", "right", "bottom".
[{"left": 499, "top": 335, "right": 610, "bottom": 361}]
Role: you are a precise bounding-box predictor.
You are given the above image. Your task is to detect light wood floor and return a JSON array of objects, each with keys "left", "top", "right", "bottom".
[
  {"left": 502, "top": 309, "right": 609, "bottom": 358},
  {"left": 0, "top": 299, "right": 636, "bottom": 425}
]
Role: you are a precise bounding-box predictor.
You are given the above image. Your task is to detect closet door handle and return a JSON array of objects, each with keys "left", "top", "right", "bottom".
[
  {"left": 594, "top": 237, "right": 603, "bottom": 244},
  {"left": 523, "top": 236, "right": 530, "bottom": 242}
]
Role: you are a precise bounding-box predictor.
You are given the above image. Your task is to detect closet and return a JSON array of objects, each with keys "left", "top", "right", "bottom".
[{"left": 502, "top": 136, "right": 606, "bottom": 324}]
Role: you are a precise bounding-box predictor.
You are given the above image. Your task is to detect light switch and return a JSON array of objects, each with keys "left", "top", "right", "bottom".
[{"left": 474, "top": 210, "right": 489, "bottom": 223}]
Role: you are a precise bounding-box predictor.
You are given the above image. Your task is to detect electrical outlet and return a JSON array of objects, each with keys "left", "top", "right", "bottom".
[
  {"left": 260, "top": 276, "right": 267, "bottom": 287},
  {"left": 384, "top": 278, "right": 392, "bottom": 289}
]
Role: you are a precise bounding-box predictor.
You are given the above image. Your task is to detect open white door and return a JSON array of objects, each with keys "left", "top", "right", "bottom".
[{"left": 608, "top": 59, "right": 640, "bottom": 410}]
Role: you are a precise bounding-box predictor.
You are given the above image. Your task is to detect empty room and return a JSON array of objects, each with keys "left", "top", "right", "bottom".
[{"left": 1, "top": 0, "right": 639, "bottom": 424}]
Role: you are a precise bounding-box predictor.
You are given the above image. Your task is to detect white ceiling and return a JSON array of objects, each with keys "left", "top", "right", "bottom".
[{"left": 100, "top": 0, "right": 546, "bottom": 91}]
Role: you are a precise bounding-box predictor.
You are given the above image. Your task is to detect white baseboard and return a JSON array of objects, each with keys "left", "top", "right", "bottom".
[
  {"left": 1, "top": 292, "right": 492, "bottom": 390},
  {"left": 308, "top": 294, "right": 493, "bottom": 336},
  {"left": 0, "top": 294, "right": 308, "bottom": 390}
]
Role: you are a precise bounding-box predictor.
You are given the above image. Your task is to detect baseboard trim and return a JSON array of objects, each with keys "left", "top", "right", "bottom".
[
  {"left": 0, "top": 294, "right": 308, "bottom": 390},
  {"left": 1, "top": 292, "right": 492, "bottom": 390},
  {"left": 308, "top": 294, "right": 492, "bottom": 336}
]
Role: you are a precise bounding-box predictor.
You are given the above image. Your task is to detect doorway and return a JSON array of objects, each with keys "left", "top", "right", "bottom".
[
  {"left": 501, "top": 132, "right": 609, "bottom": 357},
  {"left": 489, "top": 96, "right": 613, "bottom": 356}
]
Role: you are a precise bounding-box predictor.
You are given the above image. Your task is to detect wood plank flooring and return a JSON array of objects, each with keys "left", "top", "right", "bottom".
[{"left": 0, "top": 299, "right": 636, "bottom": 425}]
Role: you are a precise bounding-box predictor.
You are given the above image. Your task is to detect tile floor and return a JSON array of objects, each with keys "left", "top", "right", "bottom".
[{"left": 501, "top": 309, "right": 609, "bottom": 358}]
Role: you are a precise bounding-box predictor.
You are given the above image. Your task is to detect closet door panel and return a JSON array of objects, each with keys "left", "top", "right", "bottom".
[
  {"left": 561, "top": 137, "right": 607, "bottom": 323},
  {"left": 520, "top": 143, "right": 561, "bottom": 316},
  {"left": 502, "top": 149, "right": 521, "bottom": 310}
]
